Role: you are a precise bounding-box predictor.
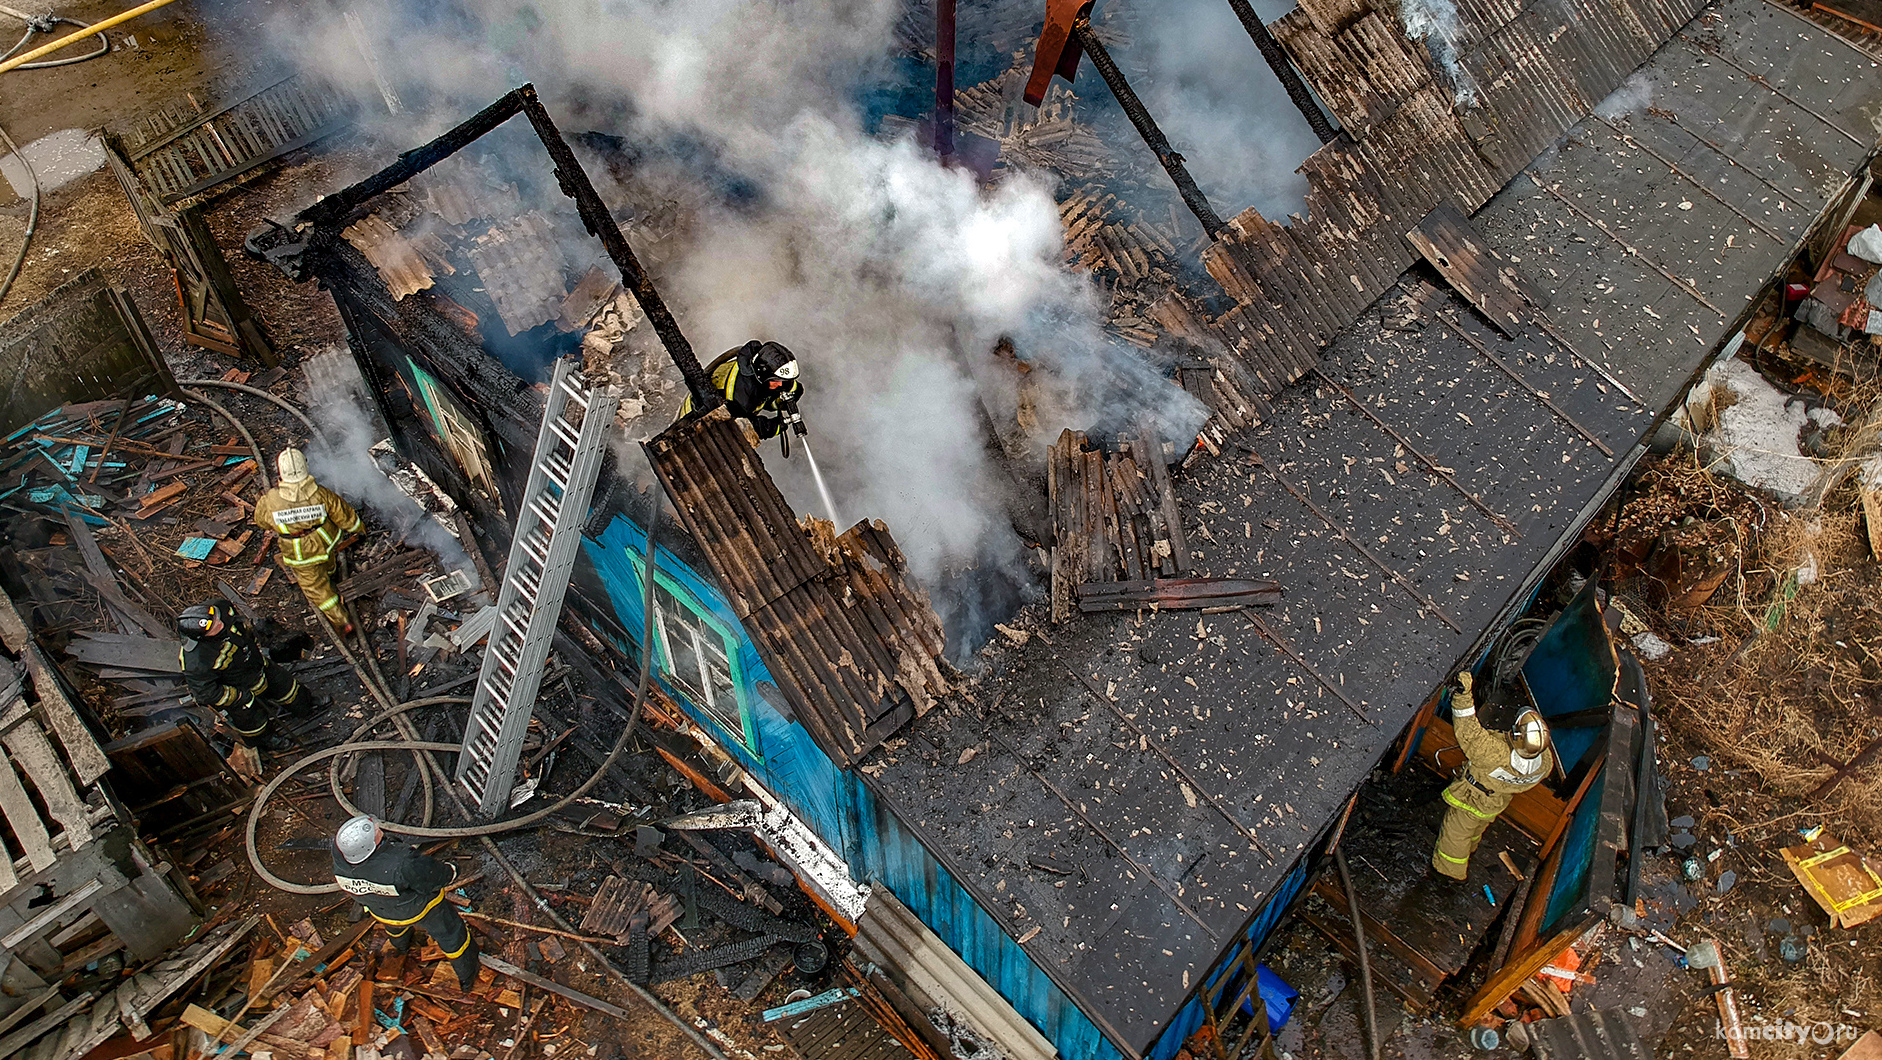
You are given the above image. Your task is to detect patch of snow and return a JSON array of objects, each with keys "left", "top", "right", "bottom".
[
  {"left": 1681, "top": 358, "right": 1841, "bottom": 505},
  {"left": 1631, "top": 631, "right": 1673, "bottom": 660},
  {"left": 0, "top": 128, "right": 107, "bottom": 198}
]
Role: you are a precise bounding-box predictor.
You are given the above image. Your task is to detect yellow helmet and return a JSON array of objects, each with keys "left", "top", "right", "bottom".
[
  {"left": 1512, "top": 709, "right": 1550, "bottom": 759},
  {"left": 277, "top": 447, "right": 311, "bottom": 485}
]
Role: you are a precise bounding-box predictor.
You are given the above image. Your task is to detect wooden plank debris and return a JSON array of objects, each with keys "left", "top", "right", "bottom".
[
  {"left": 65, "top": 631, "right": 183, "bottom": 674},
  {"left": 1406, "top": 201, "right": 1542, "bottom": 337},
  {"left": 1047, "top": 427, "right": 1192, "bottom": 621},
  {"left": 478, "top": 954, "right": 637, "bottom": 1021},
  {"left": 579, "top": 876, "right": 682, "bottom": 940},
  {"left": 1077, "top": 577, "right": 1281, "bottom": 613},
  {"left": 1814, "top": 0, "right": 1882, "bottom": 33}
]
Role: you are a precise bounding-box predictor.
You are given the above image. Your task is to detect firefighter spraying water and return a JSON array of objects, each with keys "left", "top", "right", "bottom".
[{"left": 682, "top": 339, "right": 840, "bottom": 526}]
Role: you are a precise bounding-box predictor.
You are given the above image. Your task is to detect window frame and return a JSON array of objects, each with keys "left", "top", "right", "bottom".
[{"left": 627, "top": 553, "right": 759, "bottom": 755}]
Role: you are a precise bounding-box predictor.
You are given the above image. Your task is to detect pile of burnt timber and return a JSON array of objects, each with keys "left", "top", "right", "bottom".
[
  {"left": 648, "top": 406, "right": 949, "bottom": 767},
  {"left": 162, "top": 911, "right": 638, "bottom": 1060},
  {"left": 1046, "top": 427, "right": 1192, "bottom": 621}
]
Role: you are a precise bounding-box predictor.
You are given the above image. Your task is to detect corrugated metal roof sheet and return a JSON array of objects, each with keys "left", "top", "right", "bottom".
[{"left": 1529, "top": 1007, "right": 1651, "bottom": 1059}]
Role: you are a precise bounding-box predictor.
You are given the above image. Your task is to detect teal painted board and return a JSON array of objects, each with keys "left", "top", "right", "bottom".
[{"left": 852, "top": 774, "right": 1125, "bottom": 1060}]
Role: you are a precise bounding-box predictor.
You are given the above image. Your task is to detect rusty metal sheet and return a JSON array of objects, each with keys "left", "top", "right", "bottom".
[
  {"left": 342, "top": 214, "right": 439, "bottom": 301},
  {"left": 465, "top": 210, "right": 570, "bottom": 336}
]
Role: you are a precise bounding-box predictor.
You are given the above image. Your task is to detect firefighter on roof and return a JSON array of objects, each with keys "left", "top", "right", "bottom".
[
  {"left": 333, "top": 815, "right": 481, "bottom": 990},
  {"left": 254, "top": 448, "right": 364, "bottom": 634},
  {"left": 680, "top": 340, "right": 804, "bottom": 441},
  {"left": 178, "top": 600, "right": 314, "bottom": 753},
  {"left": 1431, "top": 671, "right": 1553, "bottom": 880}
]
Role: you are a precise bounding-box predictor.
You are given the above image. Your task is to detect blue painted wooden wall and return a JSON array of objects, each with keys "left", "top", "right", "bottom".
[{"left": 581, "top": 513, "right": 1129, "bottom": 1060}]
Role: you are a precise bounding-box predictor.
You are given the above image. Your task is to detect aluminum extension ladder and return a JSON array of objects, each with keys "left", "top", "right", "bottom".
[{"left": 456, "top": 358, "right": 620, "bottom": 816}]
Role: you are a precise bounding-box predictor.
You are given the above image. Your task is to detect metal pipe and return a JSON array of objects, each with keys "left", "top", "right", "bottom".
[
  {"left": 1333, "top": 847, "right": 1382, "bottom": 1060},
  {"left": 0, "top": 0, "right": 180, "bottom": 74},
  {"left": 1222, "top": 0, "right": 1338, "bottom": 143},
  {"left": 935, "top": 0, "right": 956, "bottom": 161},
  {"left": 1069, "top": 17, "right": 1227, "bottom": 240}
]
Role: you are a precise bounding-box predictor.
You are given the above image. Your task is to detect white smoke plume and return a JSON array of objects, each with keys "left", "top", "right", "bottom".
[
  {"left": 1594, "top": 71, "right": 1654, "bottom": 120},
  {"left": 242, "top": 0, "right": 1209, "bottom": 642},
  {"left": 1400, "top": 0, "right": 1481, "bottom": 107},
  {"left": 1129, "top": 0, "right": 1322, "bottom": 218},
  {"left": 299, "top": 347, "right": 474, "bottom": 573}
]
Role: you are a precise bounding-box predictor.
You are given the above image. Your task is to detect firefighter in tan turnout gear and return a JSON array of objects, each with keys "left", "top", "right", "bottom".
[
  {"left": 253, "top": 449, "right": 364, "bottom": 634},
  {"left": 1431, "top": 672, "right": 1554, "bottom": 880}
]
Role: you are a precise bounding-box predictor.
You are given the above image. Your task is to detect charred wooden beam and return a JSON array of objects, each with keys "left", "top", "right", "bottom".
[
  {"left": 253, "top": 84, "right": 716, "bottom": 410},
  {"left": 1223, "top": 0, "right": 1339, "bottom": 144},
  {"left": 1069, "top": 18, "right": 1227, "bottom": 240},
  {"left": 935, "top": 0, "right": 956, "bottom": 160},
  {"left": 515, "top": 88, "right": 714, "bottom": 410}
]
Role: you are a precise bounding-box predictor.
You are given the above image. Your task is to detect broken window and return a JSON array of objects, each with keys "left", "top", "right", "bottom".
[
  {"left": 408, "top": 358, "right": 496, "bottom": 497},
  {"left": 630, "top": 555, "right": 755, "bottom": 753}
]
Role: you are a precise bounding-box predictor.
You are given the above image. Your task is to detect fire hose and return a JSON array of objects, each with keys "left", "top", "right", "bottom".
[
  {"left": 161, "top": 385, "right": 660, "bottom": 887},
  {"left": 242, "top": 481, "right": 662, "bottom": 891},
  {"left": 1, "top": 1, "right": 170, "bottom": 306},
  {"left": 0, "top": 120, "right": 34, "bottom": 309},
  {"left": 0, "top": 4, "right": 108, "bottom": 69}
]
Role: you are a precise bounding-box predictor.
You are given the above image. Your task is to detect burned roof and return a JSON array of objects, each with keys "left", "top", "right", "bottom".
[{"left": 865, "top": 1, "right": 1882, "bottom": 1052}]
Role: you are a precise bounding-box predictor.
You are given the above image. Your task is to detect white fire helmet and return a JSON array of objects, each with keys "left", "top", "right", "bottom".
[
  {"left": 336, "top": 814, "right": 381, "bottom": 864},
  {"left": 1512, "top": 709, "right": 1550, "bottom": 759},
  {"left": 277, "top": 447, "right": 312, "bottom": 485}
]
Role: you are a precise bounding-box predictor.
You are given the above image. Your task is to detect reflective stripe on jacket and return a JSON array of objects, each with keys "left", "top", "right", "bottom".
[
  {"left": 1443, "top": 686, "right": 1552, "bottom": 817},
  {"left": 180, "top": 620, "right": 267, "bottom": 708},
  {"left": 255, "top": 481, "right": 361, "bottom": 565},
  {"left": 330, "top": 840, "right": 458, "bottom": 924}
]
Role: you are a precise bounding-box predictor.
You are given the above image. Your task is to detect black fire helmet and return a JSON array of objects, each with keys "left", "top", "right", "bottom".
[
  {"left": 177, "top": 599, "right": 232, "bottom": 638},
  {"left": 751, "top": 341, "right": 800, "bottom": 383}
]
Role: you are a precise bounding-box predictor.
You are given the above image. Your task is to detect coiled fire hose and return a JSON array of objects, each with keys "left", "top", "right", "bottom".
[
  {"left": 0, "top": 4, "right": 109, "bottom": 69},
  {"left": 211, "top": 385, "right": 664, "bottom": 894}
]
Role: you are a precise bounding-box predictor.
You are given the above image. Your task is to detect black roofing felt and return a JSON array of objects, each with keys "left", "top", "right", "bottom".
[{"left": 865, "top": 1, "right": 1880, "bottom": 1053}]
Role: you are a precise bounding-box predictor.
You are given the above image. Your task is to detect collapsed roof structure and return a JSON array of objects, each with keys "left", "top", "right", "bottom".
[{"left": 228, "top": 0, "right": 1882, "bottom": 1057}]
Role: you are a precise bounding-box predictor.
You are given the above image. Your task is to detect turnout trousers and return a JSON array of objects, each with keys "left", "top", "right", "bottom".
[
  {"left": 380, "top": 894, "right": 480, "bottom": 988},
  {"left": 285, "top": 554, "right": 348, "bottom": 630},
  {"left": 220, "top": 661, "right": 311, "bottom": 738},
  {"left": 1431, "top": 781, "right": 1513, "bottom": 880}
]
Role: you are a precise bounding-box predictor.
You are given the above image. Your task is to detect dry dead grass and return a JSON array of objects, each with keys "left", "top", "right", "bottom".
[
  {"left": 1647, "top": 490, "right": 1882, "bottom": 853},
  {"left": 1626, "top": 420, "right": 1882, "bottom": 1053}
]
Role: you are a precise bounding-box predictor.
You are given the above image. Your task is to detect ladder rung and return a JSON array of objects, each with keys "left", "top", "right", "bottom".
[
  {"left": 529, "top": 493, "right": 562, "bottom": 527},
  {"left": 514, "top": 568, "right": 542, "bottom": 600},
  {"left": 558, "top": 377, "right": 591, "bottom": 407},
  {"left": 520, "top": 537, "right": 550, "bottom": 569},
  {"left": 544, "top": 456, "right": 573, "bottom": 490},
  {"left": 549, "top": 417, "right": 581, "bottom": 448}
]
